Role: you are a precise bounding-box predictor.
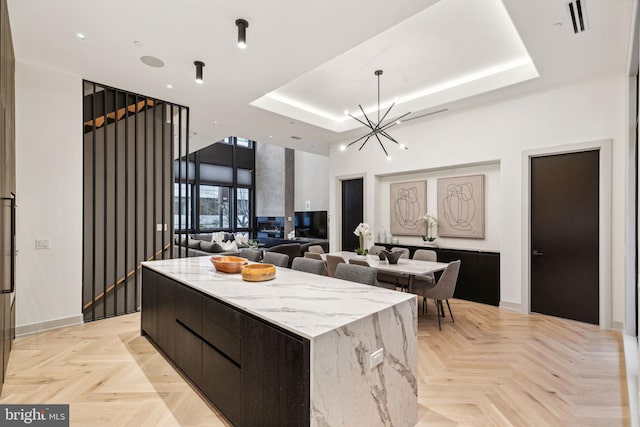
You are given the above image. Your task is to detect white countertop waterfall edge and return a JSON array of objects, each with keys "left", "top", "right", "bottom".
[
  {"left": 142, "top": 256, "right": 415, "bottom": 340},
  {"left": 310, "top": 300, "right": 418, "bottom": 427}
]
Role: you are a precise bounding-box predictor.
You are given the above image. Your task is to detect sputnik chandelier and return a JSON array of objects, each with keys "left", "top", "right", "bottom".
[{"left": 344, "top": 70, "right": 410, "bottom": 159}]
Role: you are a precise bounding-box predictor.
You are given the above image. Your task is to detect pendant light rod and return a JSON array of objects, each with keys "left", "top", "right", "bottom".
[{"left": 344, "top": 69, "right": 409, "bottom": 158}]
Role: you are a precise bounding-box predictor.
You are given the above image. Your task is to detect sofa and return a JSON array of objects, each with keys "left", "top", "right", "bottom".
[{"left": 173, "top": 233, "right": 246, "bottom": 258}]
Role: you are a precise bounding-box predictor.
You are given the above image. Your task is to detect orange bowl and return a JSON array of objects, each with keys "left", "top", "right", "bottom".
[
  {"left": 242, "top": 263, "right": 276, "bottom": 282},
  {"left": 210, "top": 256, "right": 248, "bottom": 274}
]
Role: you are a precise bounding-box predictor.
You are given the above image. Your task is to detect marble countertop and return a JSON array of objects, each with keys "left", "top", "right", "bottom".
[{"left": 142, "top": 256, "right": 414, "bottom": 340}]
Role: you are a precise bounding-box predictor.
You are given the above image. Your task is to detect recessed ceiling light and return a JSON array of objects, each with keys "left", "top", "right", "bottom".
[
  {"left": 399, "top": 144, "right": 406, "bottom": 150},
  {"left": 166, "top": 84, "right": 173, "bottom": 89},
  {"left": 339, "top": 145, "right": 346, "bottom": 151},
  {"left": 343, "top": 110, "right": 349, "bottom": 115},
  {"left": 386, "top": 156, "right": 392, "bottom": 161},
  {"left": 76, "top": 33, "right": 86, "bottom": 40},
  {"left": 141, "top": 56, "right": 165, "bottom": 68},
  {"left": 269, "top": 135, "right": 273, "bottom": 138},
  {"left": 213, "top": 121, "right": 218, "bottom": 125}
]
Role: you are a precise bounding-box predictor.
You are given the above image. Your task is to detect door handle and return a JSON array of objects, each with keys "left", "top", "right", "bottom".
[{"left": 532, "top": 250, "right": 543, "bottom": 256}]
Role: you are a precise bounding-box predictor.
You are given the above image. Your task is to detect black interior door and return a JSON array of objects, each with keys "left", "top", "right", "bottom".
[
  {"left": 531, "top": 150, "right": 599, "bottom": 324},
  {"left": 341, "top": 178, "right": 363, "bottom": 251}
]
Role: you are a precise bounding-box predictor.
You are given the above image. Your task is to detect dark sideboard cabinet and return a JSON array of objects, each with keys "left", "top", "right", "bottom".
[
  {"left": 141, "top": 267, "right": 310, "bottom": 426},
  {"left": 375, "top": 243, "right": 500, "bottom": 306}
]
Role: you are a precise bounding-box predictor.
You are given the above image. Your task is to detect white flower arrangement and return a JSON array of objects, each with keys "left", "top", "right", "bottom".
[
  {"left": 421, "top": 214, "right": 438, "bottom": 226},
  {"left": 353, "top": 222, "right": 371, "bottom": 237},
  {"left": 420, "top": 214, "right": 438, "bottom": 242},
  {"left": 353, "top": 223, "right": 371, "bottom": 255}
]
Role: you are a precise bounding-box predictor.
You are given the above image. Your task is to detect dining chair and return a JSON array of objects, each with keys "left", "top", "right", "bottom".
[
  {"left": 239, "top": 248, "right": 262, "bottom": 262},
  {"left": 391, "top": 247, "right": 410, "bottom": 258},
  {"left": 262, "top": 252, "right": 289, "bottom": 268},
  {"left": 420, "top": 260, "right": 461, "bottom": 330},
  {"left": 348, "top": 259, "right": 396, "bottom": 290},
  {"left": 387, "top": 247, "right": 411, "bottom": 289},
  {"left": 368, "top": 245, "right": 386, "bottom": 255},
  {"left": 291, "top": 257, "right": 326, "bottom": 275},
  {"left": 307, "top": 245, "right": 325, "bottom": 254},
  {"left": 304, "top": 252, "right": 323, "bottom": 260},
  {"left": 325, "top": 254, "right": 345, "bottom": 277},
  {"left": 334, "top": 263, "right": 377, "bottom": 286},
  {"left": 412, "top": 249, "right": 437, "bottom": 289}
]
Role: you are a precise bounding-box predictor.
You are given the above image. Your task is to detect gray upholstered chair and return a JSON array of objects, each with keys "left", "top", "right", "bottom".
[
  {"left": 381, "top": 247, "right": 410, "bottom": 289},
  {"left": 420, "top": 260, "right": 461, "bottom": 330},
  {"left": 368, "top": 245, "right": 386, "bottom": 255},
  {"left": 262, "top": 252, "right": 289, "bottom": 268},
  {"left": 348, "top": 258, "right": 369, "bottom": 267},
  {"left": 239, "top": 248, "right": 262, "bottom": 262},
  {"left": 307, "top": 245, "right": 325, "bottom": 254},
  {"left": 266, "top": 243, "right": 301, "bottom": 268},
  {"left": 325, "top": 254, "right": 345, "bottom": 277},
  {"left": 348, "top": 259, "right": 396, "bottom": 290},
  {"left": 412, "top": 249, "right": 437, "bottom": 289},
  {"left": 391, "top": 247, "right": 410, "bottom": 258},
  {"left": 334, "top": 263, "right": 377, "bottom": 286},
  {"left": 291, "top": 257, "right": 326, "bottom": 275},
  {"left": 304, "top": 252, "right": 323, "bottom": 260}
]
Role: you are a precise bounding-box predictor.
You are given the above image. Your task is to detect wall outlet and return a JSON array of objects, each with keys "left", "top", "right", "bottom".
[
  {"left": 305, "top": 200, "right": 311, "bottom": 210},
  {"left": 35, "top": 238, "right": 51, "bottom": 249},
  {"left": 156, "top": 224, "right": 163, "bottom": 232},
  {"left": 163, "top": 224, "right": 168, "bottom": 231},
  {"left": 287, "top": 216, "right": 292, "bottom": 221},
  {"left": 370, "top": 348, "right": 384, "bottom": 369}
]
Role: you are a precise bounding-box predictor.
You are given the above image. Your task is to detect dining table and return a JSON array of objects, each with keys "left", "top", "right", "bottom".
[{"left": 321, "top": 251, "right": 449, "bottom": 293}]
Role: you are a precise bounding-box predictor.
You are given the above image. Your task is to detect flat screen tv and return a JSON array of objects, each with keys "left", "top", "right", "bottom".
[{"left": 294, "top": 211, "right": 328, "bottom": 239}]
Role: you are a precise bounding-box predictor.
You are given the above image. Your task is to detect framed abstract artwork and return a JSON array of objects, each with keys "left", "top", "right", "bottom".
[
  {"left": 437, "top": 174, "right": 485, "bottom": 239},
  {"left": 390, "top": 180, "right": 426, "bottom": 236}
]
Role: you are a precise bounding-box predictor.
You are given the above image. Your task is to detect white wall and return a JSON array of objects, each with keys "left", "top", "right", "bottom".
[
  {"left": 376, "top": 162, "right": 500, "bottom": 251},
  {"left": 15, "top": 60, "right": 83, "bottom": 331},
  {"left": 294, "top": 150, "right": 329, "bottom": 212},
  {"left": 329, "top": 72, "right": 627, "bottom": 327}
]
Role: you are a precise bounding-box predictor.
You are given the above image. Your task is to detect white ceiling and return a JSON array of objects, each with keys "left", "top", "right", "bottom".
[{"left": 7, "top": 0, "right": 634, "bottom": 155}]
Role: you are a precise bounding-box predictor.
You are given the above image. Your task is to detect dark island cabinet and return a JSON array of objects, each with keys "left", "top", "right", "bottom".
[
  {"left": 141, "top": 266, "right": 311, "bottom": 426},
  {"left": 375, "top": 243, "right": 501, "bottom": 306},
  {"left": 141, "top": 268, "right": 176, "bottom": 361}
]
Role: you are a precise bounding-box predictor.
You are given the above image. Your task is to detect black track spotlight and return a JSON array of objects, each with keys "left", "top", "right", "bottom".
[
  {"left": 236, "top": 19, "right": 249, "bottom": 49},
  {"left": 194, "top": 61, "right": 205, "bottom": 84}
]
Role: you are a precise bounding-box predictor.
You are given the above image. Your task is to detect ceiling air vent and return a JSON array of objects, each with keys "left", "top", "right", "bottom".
[{"left": 567, "top": 0, "right": 588, "bottom": 34}]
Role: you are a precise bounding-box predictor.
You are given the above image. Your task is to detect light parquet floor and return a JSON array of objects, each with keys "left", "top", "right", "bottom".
[{"left": 0, "top": 299, "right": 630, "bottom": 426}]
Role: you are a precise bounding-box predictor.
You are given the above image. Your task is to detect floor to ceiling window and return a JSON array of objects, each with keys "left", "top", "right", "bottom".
[{"left": 174, "top": 136, "right": 256, "bottom": 235}]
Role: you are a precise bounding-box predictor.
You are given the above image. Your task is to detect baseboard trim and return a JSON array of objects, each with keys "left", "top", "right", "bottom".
[
  {"left": 16, "top": 315, "right": 83, "bottom": 337},
  {"left": 499, "top": 301, "right": 522, "bottom": 312},
  {"left": 623, "top": 334, "right": 639, "bottom": 427},
  {"left": 612, "top": 320, "right": 624, "bottom": 331}
]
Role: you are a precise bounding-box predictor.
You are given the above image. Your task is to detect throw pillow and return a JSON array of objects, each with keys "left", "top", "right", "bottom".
[
  {"left": 187, "top": 239, "right": 201, "bottom": 250},
  {"left": 200, "top": 241, "right": 224, "bottom": 253},
  {"left": 234, "top": 232, "right": 249, "bottom": 244},
  {"left": 219, "top": 240, "right": 238, "bottom": 252},
  {"left": 211, "top": 231, "right": 226, "bottom": 243}
]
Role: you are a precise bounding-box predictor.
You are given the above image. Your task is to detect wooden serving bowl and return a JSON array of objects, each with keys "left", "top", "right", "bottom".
[
  {"left": 210, "top": 256, "right": 248, "bottom": 274},
  {"left": 242, "top": 263, "right": 276, "bottom": 282}
]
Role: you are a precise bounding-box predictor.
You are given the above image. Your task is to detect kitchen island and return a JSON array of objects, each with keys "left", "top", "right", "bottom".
[{"left": 141, "top": 256, "right": 417, "bottom": 427}]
